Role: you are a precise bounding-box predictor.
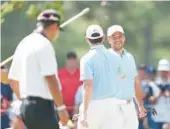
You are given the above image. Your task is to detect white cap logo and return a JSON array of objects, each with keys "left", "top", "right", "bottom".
[{"left": 86, "top": 25, "right": 104, "bottom": 39}]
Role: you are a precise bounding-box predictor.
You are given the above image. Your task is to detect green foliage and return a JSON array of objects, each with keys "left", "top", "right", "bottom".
[
  {"left": 1, "top": 1, "right": 63, "bottom": 24},
  {"left": 26, "top": 1, "right": 64, "bottom": 20},
  {"left": 1, "top": 1, "right": 170, "bottom": 68},
  {"left": 1, "top": 1, "right": 25, "bottom": 24}
]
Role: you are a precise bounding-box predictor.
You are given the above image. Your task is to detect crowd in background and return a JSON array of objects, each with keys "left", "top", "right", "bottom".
[{"left": 1, "top": 51, "right": 170, "bottom": 129}]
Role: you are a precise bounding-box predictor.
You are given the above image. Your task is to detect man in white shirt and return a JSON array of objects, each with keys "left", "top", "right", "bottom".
[
  {"left": 8, "top": 9, "right": 69, "bottom": 129},
  {"left": 152, "top": 59, "right": 170, "bottom": 129}
]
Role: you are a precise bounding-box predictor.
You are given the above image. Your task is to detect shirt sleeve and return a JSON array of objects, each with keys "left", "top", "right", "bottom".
[
  {"left": 8, "top": 52, "right": 20, "bottom": 81},
  {"left": 80, "top": 58, "right": 93, "bottom": 81},
  {"left": 36, "top": 44, "right": 57, "bottom": 76}
]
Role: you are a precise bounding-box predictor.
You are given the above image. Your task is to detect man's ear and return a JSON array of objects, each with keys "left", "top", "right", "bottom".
[
  {"left": 102, "top": 36, "right": 105, "bottom": 43},
  {"left": 85, "top": 37, "right": 90, "bottom": 44},
  {"left": 107, "top": 37, "right": 111, "bottom": 44}
]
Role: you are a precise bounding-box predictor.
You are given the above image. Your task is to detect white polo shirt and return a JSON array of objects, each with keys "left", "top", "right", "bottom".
[{"left": 8, "top": 32, "right": 61, "bottom": 100}]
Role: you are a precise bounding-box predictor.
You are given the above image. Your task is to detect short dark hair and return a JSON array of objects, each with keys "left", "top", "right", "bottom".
[
  {"left": 66, "top": 51, "right": 77, "bottom": 59},
  {"left": 88, "top": 38, "right": 103, "bottom": 44},
  {"left": 37, "top": 20, "right": 59, "bottom": 29},
  {"left": 88, "top": 32, "right": 103, "bottom": 44}
]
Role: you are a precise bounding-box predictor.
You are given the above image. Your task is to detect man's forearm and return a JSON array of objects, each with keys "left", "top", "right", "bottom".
[
  {"left": 45, "top": 75, "right": 64, "bottom": 107},
  {"left": 83, "top": 83, "right": 92, "bottom": 114},
  {"left": 134, "top": 77, "right": 145, "bottom": 106},
  {"left": 9, "top": 80, "right": 21, "bottom": 100}
]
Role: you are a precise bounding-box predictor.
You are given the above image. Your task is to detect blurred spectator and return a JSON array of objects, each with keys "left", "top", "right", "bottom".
[
  {"left": 143, "top": 66, "right": 157, "bottom": 107},
  {"left": 138, "top": 64, "right": 146, "bottom": 82},
  {"left": 138, "top": 65, "right": 157, "bottom": 129},
  {"left": 1, "top": 66, "right": 13, "bottom": 129},
  {"left": 140, "top": 66, "right": 160, "bottom": 129},
  {"left": 10, "top": 94, "right": 25, "bottom": 129},
  {"left": 58, "top": 51, "right": 82, "bottom": 118},
  {"left": 151, "top": 59, "right": 170, "bottom": 129}
]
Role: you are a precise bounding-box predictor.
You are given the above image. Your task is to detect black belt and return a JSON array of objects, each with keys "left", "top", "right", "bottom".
[{"left": 23, "top": 96, "right": 53, "bottom": 105}]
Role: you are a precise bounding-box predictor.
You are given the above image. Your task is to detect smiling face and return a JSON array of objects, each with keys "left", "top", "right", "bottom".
[{"left": 108, "top": 31, "right": 125, "bottom": 51}]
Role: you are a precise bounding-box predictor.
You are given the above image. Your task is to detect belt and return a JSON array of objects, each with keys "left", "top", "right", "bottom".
[
  {"left": 126, "top": 99, "right": 132, "bottom": 104},
  {"left": 113, "top": 98, "right": 133, "bottom": 104}
]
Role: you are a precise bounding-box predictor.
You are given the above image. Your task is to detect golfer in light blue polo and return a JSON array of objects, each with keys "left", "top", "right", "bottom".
[
  {"left": 107, "top": 25, "right": 147, "bottom": 129},
  {"left": 77, "top": 25, "right": 125, "bottom": 129}
]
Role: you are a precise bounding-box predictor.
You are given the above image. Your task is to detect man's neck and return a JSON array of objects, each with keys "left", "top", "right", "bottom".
[
  {"left": 112, "top": 48, "right": 124, "bottom": 56},
  {"left": 90, "top": 43, "right": 102, "bottom": 47},
  {"left": 40, "top": 29, "right": 53, "bottom": 42},
  {"left": 66, "top": 67, "right": 77, "bottom": 74}
]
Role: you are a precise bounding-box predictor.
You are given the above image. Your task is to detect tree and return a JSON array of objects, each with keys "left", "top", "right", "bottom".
[
  {"left": 1, "top": 1, "right": 170, "bottom": 67},
  {"left": 1, "top": 1, "right": 64, "bottom": 24}
]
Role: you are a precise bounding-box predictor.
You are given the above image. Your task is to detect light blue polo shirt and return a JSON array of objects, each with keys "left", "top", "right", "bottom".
[
  {"left": 80, "top": 44, "right": 123, "bottom": 100},
  {"left": 108, "top": 48, "right": 137, "bottom": 100}
]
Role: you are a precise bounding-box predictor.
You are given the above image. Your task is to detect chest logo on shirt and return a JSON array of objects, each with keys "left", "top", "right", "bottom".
[{"left": 118, "top": 66, "right": 126, "bottom": 79}]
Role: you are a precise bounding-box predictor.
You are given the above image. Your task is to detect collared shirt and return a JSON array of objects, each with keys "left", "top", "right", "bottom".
[
  {"left": 58, "top": 68, "right": 82, "bottom": 114},
  {"left": 80, "top": 44, "right": 122, "bottom": 100},
  {"left": 108, "top": 48, "right": 137, "bottom": 100},
  {"left": 8, "top": 32, "right": 61, "bottom": 100}
]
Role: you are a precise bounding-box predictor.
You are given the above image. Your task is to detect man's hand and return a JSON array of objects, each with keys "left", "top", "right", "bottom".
[
  {"left": 80, "top": 113, "right": 88, "bottom": 127},
  {"left": 138, "top": 105, "right": 147, "bottom": 118},
  {"left": 149, "top": 96, "right": 157, "bottom": 104},
  {"left": 12, "top": 117, "right": 25, "bottom": 129},
  {"left": 58, "top": 109, "right": 69, "bottom": 125}
]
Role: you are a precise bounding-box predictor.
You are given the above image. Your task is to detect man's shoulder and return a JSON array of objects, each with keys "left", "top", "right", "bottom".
[
  {"left": 21, "top": 33, "right": 50, "bottom": 46},
  {"left": 125, "top": 51, "right": 135, "bottom": 60},
  {"left": 58, "top": 68, "right": 66, "bottom": 75},
  {"left": 80, "top": 50, "right": 96, "bottom": 63},
  {"left": 32, "top": 33, "right": 54, "bottom": 52}
]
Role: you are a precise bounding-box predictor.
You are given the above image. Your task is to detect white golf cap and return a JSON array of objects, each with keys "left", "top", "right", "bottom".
[
  {"left": 86, "top": 25, "right": 104, "bottom": 39},
  {"left": 107, "top": 25, "right": 124, "bottom": 37},
  {"left": 157, "top": 59, "right": 170, "bottom": 71}
]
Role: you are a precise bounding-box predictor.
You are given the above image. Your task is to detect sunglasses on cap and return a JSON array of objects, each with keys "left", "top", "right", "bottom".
[{"left": 41, "top": 13, "right": 60, "bottom": 21}]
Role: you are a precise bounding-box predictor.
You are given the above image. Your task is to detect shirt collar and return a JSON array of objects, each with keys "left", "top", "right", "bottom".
[
  {"left": 122, "top": 49, "right": 127, "bottom": 56},
  {"left": 110, "top": 48, "right": 127, "bottom": 57},
  {"left": 90, "top": 44, "right": 105, "bottom": 50}
]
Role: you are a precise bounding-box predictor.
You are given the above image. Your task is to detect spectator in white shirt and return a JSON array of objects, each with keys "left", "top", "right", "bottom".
[{"left": 151, "top": 59, "right": 170, "bottom": 129}]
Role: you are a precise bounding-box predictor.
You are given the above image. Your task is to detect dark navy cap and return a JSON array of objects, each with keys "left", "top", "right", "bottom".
[
  {"left": 66, "top": 51, "right": 77, "bottom": 59},
  {"left": 145, "top": 66, "right": 156, "bottom": 75}
]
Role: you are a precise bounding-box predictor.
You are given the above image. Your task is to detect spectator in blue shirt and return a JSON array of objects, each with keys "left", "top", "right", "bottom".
[{"left": 1, "top": 66, "right": 13, "bottom": 129}]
